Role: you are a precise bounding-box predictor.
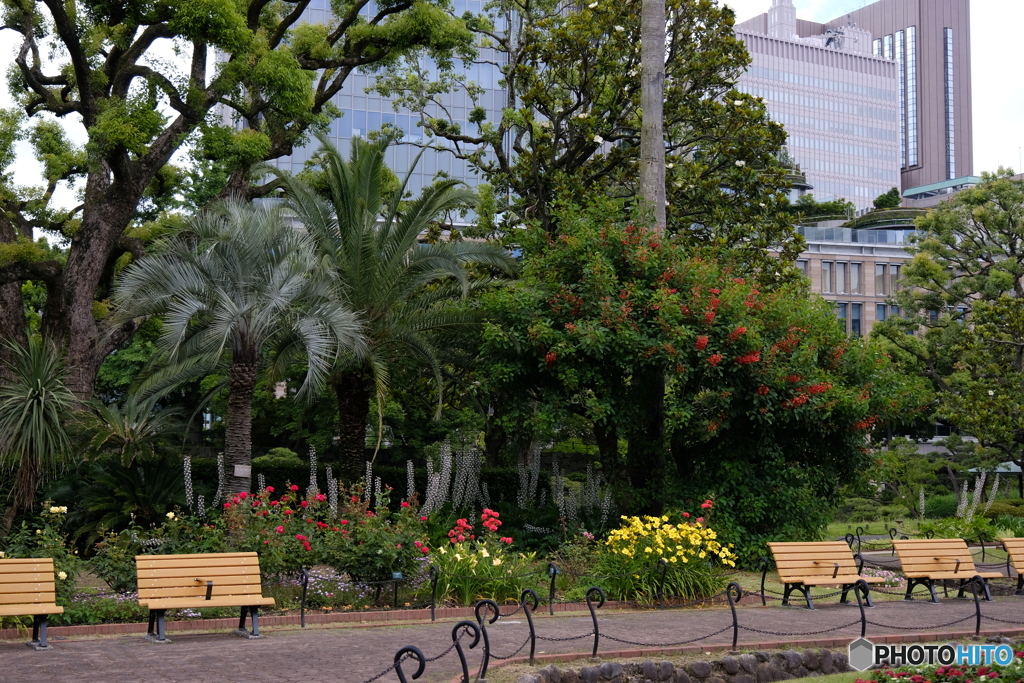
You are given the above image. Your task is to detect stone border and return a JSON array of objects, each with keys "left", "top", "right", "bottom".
[{"left": 455, "top": 628, "right": 1024, "bottom": 683}]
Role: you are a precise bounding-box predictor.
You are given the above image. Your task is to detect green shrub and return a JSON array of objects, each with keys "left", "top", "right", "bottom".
[
  {"left": 252, "top": 447, "right": 303, "bottom": 468},
  {"left": 920, "top": 515, "right": 996, "bottom": 541},
  {"left": 925, "top": 494, "right": 958, "bottom": 519},
  {"left": 993, "top": 515, "right": 1024, "bottom": 538},
  {"left": 984, "top": 499, "right": 1024, "bottom": 518}
]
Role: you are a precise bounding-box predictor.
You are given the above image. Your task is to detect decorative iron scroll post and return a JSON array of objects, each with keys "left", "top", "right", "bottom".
[
  {"left": 656, "top": 558, "right": 668, "bottom": 609},
  {"left": 452, "top": 620, "right": 481, "bottom": 683},
  {"left": 758, "top": 556, "right": 771, "bottom": 606},
  {"left": 968, "top": 575, "right": 983, "bottom": 636},
  {"left": 521, "top": 589, "right": 540, "bottom": 665},
  {"left": 474, "top": 599, "right": 500, "bottom": 681},
  {"left": 851, "top": 579, "right": 870, "bottom": 638},
  {"left": 725, "top": 582, "right": 743, "bottom": 648},
  {"left": 394, "top": 645, "right": 426, "bottom": 683},
  {"left": 429, "top": 565, "right": 440, "bottom": 621},
  {"left": 586, "top": 587, "right": 605, "bottom": 659},
  {"left": 547, "top": 562, "right": 560, "bottom": 616},
  {"left": 300, "top": 567, "right": 310, "bottom": 628}
]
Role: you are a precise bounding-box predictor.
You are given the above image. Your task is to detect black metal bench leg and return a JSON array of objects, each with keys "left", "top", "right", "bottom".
[
  {"left": 147, "top": 610, "right": 157, "bottom": 638},
  {"left": 31, "top": 615, "right": 39, "bottom": 644},
  {"left": 957, "top": 579, "right": 966, "bottom": 599},
  {"left": 781, "top": 583, "right": 791, "bottom": 606},
  {"left": 1017, "top": 574, "right": 1024, "bottom": 595},
  {"left": 36, "top": 616, "right": 48, "bottom": 648},
  {"left": 927, "top": 580, "right": 940, "bottom": 603},
  {"left": 156, "top": 609, "right": 167, "bottom": 641},
  {"left": 250, "top": 607, "right": 260, "bottom": 637},
  {"left": 802, "top": 586, "right": 815, "bottom": 610},
  {"left": 982, "top": 578, "right": 993, "bottom": 601},
  {"left": 905, "top": 580, "right": 915, "bottom": 601},
  {"left": 239, "top": 606, "right": 248, "bottom": 632},
  {"left": 863, "top": 586, "right": 874, "bottom": 608}
]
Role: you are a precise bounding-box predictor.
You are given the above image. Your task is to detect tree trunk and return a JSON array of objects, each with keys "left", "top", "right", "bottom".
[
  {"left": 223, "top": 356, "right": 260, "bottom": 494},
  {"left": 593, "top": 420, "right": 619, "bottom": 467},
  {"left": 639, "top": 0, "right": 667, "bottom": 230},
  {"left": 333, "top": 367, "right": 373, "bottom": 479},
  {"left": 624, "top": 366, "right": 667, "bottom": 513},
  {"left": 3, "top": 459, "right": 39, "bottom": 532}
]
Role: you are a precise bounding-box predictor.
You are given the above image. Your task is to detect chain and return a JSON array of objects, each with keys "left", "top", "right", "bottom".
[
  {"left": 603, "top": 624, "right": 733, "bottom": 647},
  {"left": 360, "top": 658, "right": 401, "bottom": 683},
  {"left": 490, "top": 634, "right": 533, "bottom": 660},
  {"left": 499, "top": 601, "right": 524, "bottom": 618},
  {"left": 864, "top": 614, "right": 975, "bottom": 631},
  {"left": 423, "top": 640, "right": 458, "bottom": 663},
  {"left": 537, "top": 631, "right": 595, "bottom": 642},
  {"left": 981, "top": 614, "right": 1024, "bottom": 626},
  {"left": 740, "top": 619, "right": 863, "bottom": 637},
  {"left": 758, "top": 586, "right": 848, "bottom": 600}
]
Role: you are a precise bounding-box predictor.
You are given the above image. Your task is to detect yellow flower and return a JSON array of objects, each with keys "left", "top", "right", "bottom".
[
  {"left": 166, "top": 511, "right": 176, "bottom": 520},
  {"left": 57, "top": 571, "right": 67, "bottom": 580},
  {"left": 492, "top": 558, "right": 502, "bottom": 566},
  {"left": 480, "top": 549, "right": 490, "bottom": 558}
]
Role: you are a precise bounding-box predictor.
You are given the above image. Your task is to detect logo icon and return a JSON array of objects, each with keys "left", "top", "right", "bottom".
[{"left": 849, "top": 637, "right": 875, "bottom": 672}]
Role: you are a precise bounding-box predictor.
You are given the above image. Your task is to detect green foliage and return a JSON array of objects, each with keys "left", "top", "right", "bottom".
[
  {"left": 920, "top": 515, "right": 996, "bottom": 541},
  {"left": 376, "top": 0, "right": 802, "bottom": 267},
  {"left": 75, "top": 394, "right": 184, "bottom": 466},
  {"left": 782, "top": 194, "right": 854, "bottom": 219},
  {"left": 925, "top": 494, "right": 959, "bottom": 519},
  {"left": 1, "top": 505, "right": 83, "bottom": 604},
  {"left": 984, "top": 499, "right": 1024, "bottom": 519},
  {"left": 252, "top": 448, "right": 303, "bottom": 468},
  {"left": 0, "top": 338, "right": 77, "bottom": 525},
  {"left": 873, "top": 187, "right": 903, "bottom": 210}
]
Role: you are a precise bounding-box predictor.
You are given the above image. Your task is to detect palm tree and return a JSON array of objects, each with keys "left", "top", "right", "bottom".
[
  {"left": 76, "top": 394, "right": 185, "bottom": 466},
  {"left": 0, "top": 338, "right": 77, "bottom": 530},
  {"left": 112, "top": 200, "right": 366, "bottom": 493},
  {"left": 271, "top": 137, "right": 518, "bottom": 474}
]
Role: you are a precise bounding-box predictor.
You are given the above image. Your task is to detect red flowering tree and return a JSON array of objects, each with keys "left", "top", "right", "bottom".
[{"left": 480, "top": 197, "right": 928, "bottom": 559}]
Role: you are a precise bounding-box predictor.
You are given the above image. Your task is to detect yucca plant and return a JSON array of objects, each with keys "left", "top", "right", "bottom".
[
  {"left": 0, "top": 338, "right": 77, "bottom": 531},
  {"left": 270, "top": 136, "right": 518, "bottom": 473}
]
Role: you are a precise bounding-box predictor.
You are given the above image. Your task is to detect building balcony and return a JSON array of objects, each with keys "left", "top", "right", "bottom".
[{"left": 797, "top": 224, "right": 916, "bottom": 245}]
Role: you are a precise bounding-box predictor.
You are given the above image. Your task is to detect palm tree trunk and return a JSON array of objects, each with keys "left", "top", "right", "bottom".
[
  {"left": 333, "top": 367, "right": 372, "bottom": 479},
  {"left": 639, "top": 0, "right": 667, "bottom": 230},
  {"left": 224, "top": 357, "right": 259, "bottom": 494}
]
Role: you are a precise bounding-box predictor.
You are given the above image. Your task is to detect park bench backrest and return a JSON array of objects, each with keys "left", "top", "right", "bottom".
[
  {"left": 892, "top": 538, "right": 977, "bottom": 576},
  {"left": 767, "top": 541, "right": 860, "bottom": 581},
  {"left": 1001, "top": 537, "right": 1024, "bottom": 571},
  {"left": 0, "top": 558, "right": 58, "bottom": 609},
  {"left": 136, "top": 552, "right": 266, "bottom": 603}
]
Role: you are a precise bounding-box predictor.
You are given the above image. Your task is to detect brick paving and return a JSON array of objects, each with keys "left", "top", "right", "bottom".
[{"left": 4, "top": 593, "right": 1024, "bottom": 683}]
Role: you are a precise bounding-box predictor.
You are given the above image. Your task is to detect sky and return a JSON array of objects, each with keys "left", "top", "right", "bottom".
[
  {"left": 722, "top": 0, "right": 1024, "bottom": 177},
  {"left": 2, "top": 0, "right": 1020, "bottom": 205}
]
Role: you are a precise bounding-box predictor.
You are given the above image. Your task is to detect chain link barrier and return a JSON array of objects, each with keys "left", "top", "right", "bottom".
[
  {"left": 603, "top": 624, "right": 734, "bottom": 647},
  {"left": 490, "top": 633, "right": 533, "bottom": 660},
  {"left": 865, "top": 614, "right": 976, "bottom": 631},
  {"left": 537, "top": 631, "right": 596, "bottom": 642},
  {"left": 739, "top": 619, "right": 864, "bottom": 637}
]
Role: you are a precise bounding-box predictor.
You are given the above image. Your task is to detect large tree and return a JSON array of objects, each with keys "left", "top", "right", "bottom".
[
  {"left": 0, "top": 0, "right": 472, "bottom": 397},
  {"left": 876, "top": 171, "right": 1024, "bottom": 492},
  {"left": 375, "top": 0, "right": 800, "bottom": 269},
  {"left": 111, "top": 200, "right": 366, "bottom": 493},
  {"left": 271, "top": 137, "right": 517, "bottom": 474}
]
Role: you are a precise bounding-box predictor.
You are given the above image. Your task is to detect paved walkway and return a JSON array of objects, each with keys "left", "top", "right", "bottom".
[{"left": 4, "top": 593, "right": 1024, "bottom": 683}]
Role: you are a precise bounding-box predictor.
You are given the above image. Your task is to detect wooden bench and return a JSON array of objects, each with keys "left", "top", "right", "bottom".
[
  {"left": 765, "top": 541, "right": 883, "bottom": 609},
  {"left": 0, "top": 558, "right": 65, "bottom": 649},
  {"left": 892, "top": 538, "right": 1001, "bottom": 602},
  {"left": 135, "top": 552, "right": 275, "bottom": 641},
  {"left": 1000, "top": 538, "right": 1024, "bottom": 594}
]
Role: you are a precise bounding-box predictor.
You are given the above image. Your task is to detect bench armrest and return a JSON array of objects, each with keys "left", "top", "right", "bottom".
[
  {"left": 194, "top": 578, "right": 214, "bottom": 600},
  {"left": 932, "top": 557, "right": 962, "bottom": 573},
  {"left": 811, "top": 560, "right": 841, "bottom": 579}
]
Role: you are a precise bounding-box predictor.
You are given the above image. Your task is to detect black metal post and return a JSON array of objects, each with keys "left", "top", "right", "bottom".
[
  {"left": 758, "top": 556, "right": 770, "bottom": 607},
  {"left": 656, "top": 559, "right": 668, "bottom": 609},
  {"left": 586, "top": 587, "right": 605, "bottom": 659},
  {"left": 547, "top": 562, "right": 559, "bottom": 616},
  {"left": 394, "top": 645, "right": 426, "bottom": 683},
  {"left": 855, "top": 527, "right": 864, "bottom": 552},
  {"left": 969, "top": 575, "right": 982, "bottom": 636},
  {"left": 521, "top": 589, "right": 539, "bottom": 665},
  {"left": 888, "top": 527, "right": 898, "bottom": 556},
  {"left": 725, "top": 582, "right": 742, "bottom": 649},
  {"left": 852, "top": 579, "right": 869, "bottom": 638},
  {"left": 924, "top": 529, "right": 935, "bottom": 539},
  {"left": 452, "top": 620, "right": 481, "bottom": 683},
  {"left": 979, "top": 534, "right": 987, "bottom": 563},
  {"left": 300, "top": 567, "right": 309, "bottom": 628},
  {"left": 844, "top": 532, "right": 855, "bottom": 549},
  {"left": 475, "top": 599, "right": 499, "bottom": 682},
  {"left": 394, "top": 578, "right": 399, "bottom": 608},
  {"left": 429, "top": 565, "right": 439, "bottom": 621}
]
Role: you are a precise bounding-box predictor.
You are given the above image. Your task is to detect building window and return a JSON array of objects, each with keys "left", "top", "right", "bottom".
[
  {"left": 822, "top": 261, "right": 834, "bottom": 293},
  {"left": 836, "top": 262, "right": 847, "bottom": 294},
  {"left": 906, "top": 26, "right": 918, "bottom": 167},
  {"left": 836, "top": 303, "right": 848, "bottom": 332},
  {"left": 895, "top": 30, "right": 906, "bottom": 169},
  {"left": 883, "top": 34, "right": 893, "bottom": 60},
  {"left": 889, "top": 264, "right": 901, "bottom": 292},
  {"left": 876, "top": 304, "right": 887, "bottom": 322},
  {"left": 873, "top": 38, "right": 882, "bottom": 57},
  {"left": 850, "top": 263, "right": 863, "bottom": 294},
  {"left": 891, "top": 305, "right": 901, "bottom": 318},
  {"left": 796, "top": 260, "right": 808, "bottom": 278},
  {"left": 875, "top": 264, "right": 887, "bottom": 296},
  {"left": 851, "top": 303, "right": 862, "bottom": 337},
  {"left": 944, "top": 27, "right": 955, "bottom": 179}
]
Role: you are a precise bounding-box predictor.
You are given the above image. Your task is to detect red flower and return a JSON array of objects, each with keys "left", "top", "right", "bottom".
[
  {"left": 735, "top": 351, "right": 760, "bottom": 365},
  {"left": 420, "top": 516, "right": 428, "bottom": 521},
  {"left": 401, "top": 502, "right": 410, "bottom": 508},
  {"left": 366, "top": 510, "right": 375, "bottom": 517},
  {"left": 223, "top": 503, "right": 232, "bottom": 509},
  {"left": 695, "top": 335, "right": 709, "bottom": 351},
  {"left": 290, "top": 485, "right": 299, "bottom": 492},
  {"left": 276, "top": 526, "right": 285, "bottom": 533},
  {"left": 283, "top": 510, "right": 294, "bottom": 515},
  {"left": 421, "top": 547, "right": 430, "bottom": 554},
  {"left": 316, "top": 521, "right": 328, "bottom": 529},
  {"left": 704, "top": 312, "right": 715, "bottom": 324},
  {"left": 341, "top": 520, "right": 349, "bottom": 525},
  {"left": 265, "top": 486, "right": 275, "bottom": 493},
  {"left": 757, "top": 385, "right": 770, "bottom": 396},
  {"left": 414, "top": 541, "right": 423, "bottom": 548},
  {"left": 682, "top": 512, "right": 691, "bottom": 518},
  {"left": 252, "top": 500, "right": 261, "bottom": 507},
  {"left": 710, "top": 288, "right": 721, "bottom": 294},
  {"left": 239, "top": 492, "right": 249, "bottom": 500},
  {"left": 295, "top": 534, "right": 307, "bottom": 541},
  {"left": 726, "top": 326, "right": 747, "bottom": 343},
  {"left": 316, "top": 494, "right": 326, "bottom": 502},
  {"left": 545, "top": 351, "right": 557, "bottom": 366},
  {"left": 331, "top": 527, "right": 339, "bottom": 532},
  {"left": 701, "top": 502, "right": 712, "bottom": 509},
  {"left": 696, "top": 517, "right": 704, "bottom": 523},
  {"left": 300, "top": 500, "right": 309, "bottom": 508},
  {"left": 708, "top": 353, "right": 723, "bottom": 366},
  {"left": 302, "top": 541, "right": 312, "bottom": 552},
  {"left": 270, "top": 501, "right": 279, "bottom": 506}
]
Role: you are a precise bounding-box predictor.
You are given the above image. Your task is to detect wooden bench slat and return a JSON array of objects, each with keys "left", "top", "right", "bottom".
[
  {"left": 0, "top": 582, "right": 56, "bottom": 594},
  {"left": 139, "top": 596, "right": 276, "bottom": 610},
  {"left": 0, "top": 564, "right": 56, "bottom": 575},
  {"left": 138, "top": 575, "right": 261, "bottom": 589},
  {"left": 139, "top": 586, "right": 267, "bottom": 599},
  {"left": 0, "top": 573, "right": 56, "bottom": 585},
  {"left": 135, "top": 552, "right": 259, "bottom": 561},
  {"left": 136, "top": 557, "right": 261, "bottom": 571},
  {"left": 0, "top": 592, "right": 57, "bottom": 605},
  {"left": 789, "top": 575, "right": 885, "bottom": 585},
  {"left": 0, "top": 603, "right": 63, "bottom": 616},
  {"left": 137, "top": 566, "right": 262, "bottom": 580}
]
